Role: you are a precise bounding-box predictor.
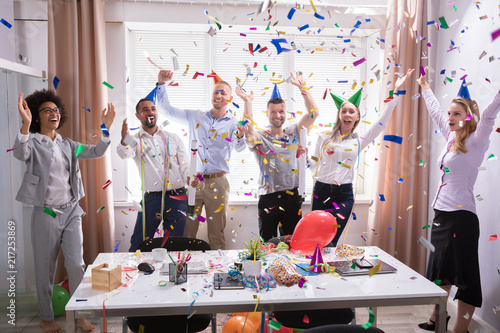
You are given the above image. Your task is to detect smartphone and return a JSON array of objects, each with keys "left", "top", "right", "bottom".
[{"left": 354, "top": 258, "right": 373, "bottom": 269}]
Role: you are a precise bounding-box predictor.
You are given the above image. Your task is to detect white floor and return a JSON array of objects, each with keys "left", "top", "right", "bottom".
[{"left": 18, "top": 304, "right": 500, "bottom": 333}]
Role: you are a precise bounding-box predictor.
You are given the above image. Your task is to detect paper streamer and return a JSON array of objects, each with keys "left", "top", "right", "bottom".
[
  {"left": 361, "top": 308, "right": 375, "bottom": 328},
  {"left": 100, "top": 123, "right": 110, "bottom": 137},
  {"left": 418, "top": 236, "right": 435, "bottom": 252}
]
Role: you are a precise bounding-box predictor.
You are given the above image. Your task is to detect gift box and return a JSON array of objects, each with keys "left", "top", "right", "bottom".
[{"left": 91, "top": 264, "right": 121, "bottom": 292}]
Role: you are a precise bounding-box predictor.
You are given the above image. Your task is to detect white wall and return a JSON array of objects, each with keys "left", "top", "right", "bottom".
[{"left": 427, "top": 0, "right": 500, "bottom": 329}]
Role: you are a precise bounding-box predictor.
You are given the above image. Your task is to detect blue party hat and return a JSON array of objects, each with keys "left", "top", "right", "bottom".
[
  {"left": 457, "top": 80, "right": 471, "bottom": 100},
  {"left": 270, "top": 84, "right": 281, "bottom": 99},
  {"left": 145, "top": 86, "right": 158, "bottom": 104}
]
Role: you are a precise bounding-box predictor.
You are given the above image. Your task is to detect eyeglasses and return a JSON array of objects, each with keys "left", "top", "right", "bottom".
[{"left": 39, "top": 107, "right": 61, "bottom": 114}]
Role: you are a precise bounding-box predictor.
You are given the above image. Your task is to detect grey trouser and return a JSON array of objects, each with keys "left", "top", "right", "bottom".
[{"left": 31, "top": 203, "right": 85, "bottom": 321}]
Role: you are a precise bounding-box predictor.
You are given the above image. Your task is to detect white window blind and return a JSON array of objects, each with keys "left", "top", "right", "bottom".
[{"left": 127, "top": 30, "right": 368, "bottom": 201}]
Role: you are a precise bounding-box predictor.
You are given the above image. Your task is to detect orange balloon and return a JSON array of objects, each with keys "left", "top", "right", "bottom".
[
  {"left": 290, "top": 210, "right": 337, "bottom": 254},
  {"left": 232, "top": 312, "right": 262, "bottom": 327},
  {"left": 222, "top": 316, "right": 258, "bottom": 333}
]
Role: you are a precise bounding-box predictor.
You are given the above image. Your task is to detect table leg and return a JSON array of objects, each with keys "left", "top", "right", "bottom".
[
  {"left": 435, "top": 297, "right": 447, "bottom": 333},
  {"left": 66, "top": 310, "right": 76, "bottom": 333},
  {"left": 211, "top": 313, "right": 217, "bottom": 333}
]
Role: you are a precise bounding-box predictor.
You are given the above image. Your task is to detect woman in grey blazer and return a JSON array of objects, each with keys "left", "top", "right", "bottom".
[{"left": 13, "top": 89, "right": 115, "bottom": 333}]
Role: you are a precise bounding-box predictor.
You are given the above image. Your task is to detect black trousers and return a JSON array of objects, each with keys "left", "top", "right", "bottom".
[
  {"left": 312, "top": 181, "right": 354, "bottom": 247},
  {"left": 258, "top": 188, "right": 303, "bottom": 241}
]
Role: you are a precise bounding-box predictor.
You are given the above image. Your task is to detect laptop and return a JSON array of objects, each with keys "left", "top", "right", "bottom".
[{"left": 328, "top": 258, "right": 397, "bottom": 276}]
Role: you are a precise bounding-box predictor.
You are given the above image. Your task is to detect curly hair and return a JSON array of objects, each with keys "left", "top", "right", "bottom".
[{"left": 24, "top": 89, "right": 67, "bottom": 133}]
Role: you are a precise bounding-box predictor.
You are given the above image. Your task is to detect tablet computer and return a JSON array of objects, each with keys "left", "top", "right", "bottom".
[
  {"left": 328, "top": 259, "right": 397, "bottom": 276},
  {"left": 213, "top": 273, "right": 245, "bottom": 290}
]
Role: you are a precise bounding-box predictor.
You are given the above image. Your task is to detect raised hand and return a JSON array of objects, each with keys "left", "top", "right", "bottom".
[
  {"left": 290, "top": 71, "right": 306, "bottom": 88},
  {"left": 417, "top": 66, "right": 430, "bottom": 90},
  {"left": 394, "top": 68, "right": 415, "bottom": 92},
  {"left": 102, "top": 103, "right": 116, "bottom": 132},
  {"left": 158, "top": 70, "right": 173, "bottom": 85},
  {"left": 18, "top": 93, "right": 31, "bottom": 134},
  {"left": 235, "top": 86, "right": 254, "bottom": 102},
  {"left": 120, "top": 119, "right": 130, "bottom": 145}
]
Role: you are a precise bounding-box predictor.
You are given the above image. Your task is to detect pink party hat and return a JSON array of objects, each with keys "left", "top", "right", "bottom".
[{"left": 309, "top": 244, "right": 324, "bottom": 273}]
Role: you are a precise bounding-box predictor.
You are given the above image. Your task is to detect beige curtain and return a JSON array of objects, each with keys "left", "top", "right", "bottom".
[
  {"left": 367, "top": 0, "right": 430, "bottom": 274},
  {"left": 48, "top": 0, "right": 115, "bottom": 276}
]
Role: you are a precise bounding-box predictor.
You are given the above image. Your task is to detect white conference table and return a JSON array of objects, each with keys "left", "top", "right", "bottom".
[{"left": 66, "top": 246, "right": 448, "bottom": 333}]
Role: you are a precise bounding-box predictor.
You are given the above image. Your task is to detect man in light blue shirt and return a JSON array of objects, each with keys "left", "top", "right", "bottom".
[{"left": 155, "top": 70, "right": 246, "bottom": 249}]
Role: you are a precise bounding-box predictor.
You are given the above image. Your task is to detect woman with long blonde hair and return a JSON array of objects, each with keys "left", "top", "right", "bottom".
[{"left": 417, "top": 67, "right": 500, "bottom": 332}]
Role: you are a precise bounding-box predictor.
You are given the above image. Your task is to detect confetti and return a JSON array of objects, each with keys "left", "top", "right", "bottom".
[
  {"left": 287, "top": 8, "right": 296, "bottom": 20},
  {"left": 75, "top": 144, "right": 85, "bottom": 157},
  {"left": 378, "top": 194, "right": 385, "bottom": 202},
  {"left": 489, "top": 234, "right": 498, "bottom": 241},
  {"left": 438, "top": 16, "right": 449, "bottom": 29},
  {"left": 102, "top": 180, "right": 112, "bottom": 189},
  {"left": 353, "top": 57, "right": 366, "bottom": 67},
  {"left": 97, "top": 206, "right": 105, "bottom": 214},
  {"left": 214, "top": 203, "right": 224, "bottom": 213},
  {"left": 368, "top": 262, "right": 382, "bottom": 277},
  {"left": 492, "top": 28, "right": 500, "bottom": 42},
  {"left": 1, "top": 18, "right": 12, "bottom": 29},
  {"left": 53, "top": 76, "right": 60, "bottom": 90},
  {"left": 383, "top": 135, "right": 402, "bottom": 144},
  {"left": 102, "top": 81, "right": 114, "bottom": 89},
  {"left": 418, "top": 236, "right": 435, "bottom": 252},
  {"left": 43, "top": 207, "right": 57, "bottom": 218},
  {"left": 487, "top": 154, "right": 497, "bottom": 160}
]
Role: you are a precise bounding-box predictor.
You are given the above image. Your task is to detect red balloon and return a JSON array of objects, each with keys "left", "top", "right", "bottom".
[
  {"left": 290, "top": 210, "right": 337, "bottom": 254},
  {"left": 61, "top": 279, "right": 70, "bottom": 294},
  {"left": 222, "top": 316, "right": 258, "bottom": 333}
]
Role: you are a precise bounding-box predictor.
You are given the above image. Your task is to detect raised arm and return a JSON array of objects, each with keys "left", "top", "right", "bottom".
[
  {"left": 13, "top": 93, "right": 33, "bottom": 161},
  {"left": 358, "top": 68, "right": 414, "bottom": 150},
  {"left": 156, "top": 70, "right": 190, "bottom": 124},
  {"left": 235, "top": 86, "right": 259, "bottom": 148},
  {"left": 473, "top": 89, "right": 500, "bottom": 141},
  {"left": 292, "top": 72, "right": 319, "bottom": 134},
  {"left": 116, "top": 119, "right": 137, "bottom": 159},
  {"left": 417, "top": 67, "right": 450, "bottom": 138}
]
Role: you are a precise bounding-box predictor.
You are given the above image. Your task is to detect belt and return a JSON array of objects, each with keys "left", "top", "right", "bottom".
[
  {"left": 147, "top": 188, "right": 185, "bottom": 196},
  {"left": 202, "top": 172, "right": 226, "bottom": 179},
  {"left": 45, "top": 199, "right": 76, "bottom": 210}
]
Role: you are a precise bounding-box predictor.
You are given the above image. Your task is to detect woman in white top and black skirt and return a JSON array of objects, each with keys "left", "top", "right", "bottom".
[
  {"left": 307, "top": 69, "right": 414, "bottom": 246},
  {"left": 417, "top": 67, "right": 500, "bottom": 332}
]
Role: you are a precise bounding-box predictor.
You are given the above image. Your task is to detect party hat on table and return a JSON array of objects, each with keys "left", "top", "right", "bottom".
[{"left": 309, "top": 244, "right": 324, "bottom": 273}]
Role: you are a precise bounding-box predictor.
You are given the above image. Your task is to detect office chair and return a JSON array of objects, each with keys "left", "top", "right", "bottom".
[
  {"left": 136, "top": 236, "right": 210, "bottom": 252},
  {"left": 126, "top": 236, "right": 212, "bottom": 333},
  {"left": 302, "top": 324, "right": 384, "bottom": 332}
]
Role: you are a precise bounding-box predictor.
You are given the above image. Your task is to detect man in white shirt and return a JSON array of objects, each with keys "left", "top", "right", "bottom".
[{"left": 117, "top": 98, "right": 189, "bottom": 251}]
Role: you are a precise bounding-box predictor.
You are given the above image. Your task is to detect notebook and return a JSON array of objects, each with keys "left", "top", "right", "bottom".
[{"left": 328, "top": 258, "right": 397, "bottom": 276}]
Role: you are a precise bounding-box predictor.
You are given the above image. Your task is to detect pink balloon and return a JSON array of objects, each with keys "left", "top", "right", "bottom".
[{"left": 290, "top": 210, "right": 337, "bottom": 253}]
